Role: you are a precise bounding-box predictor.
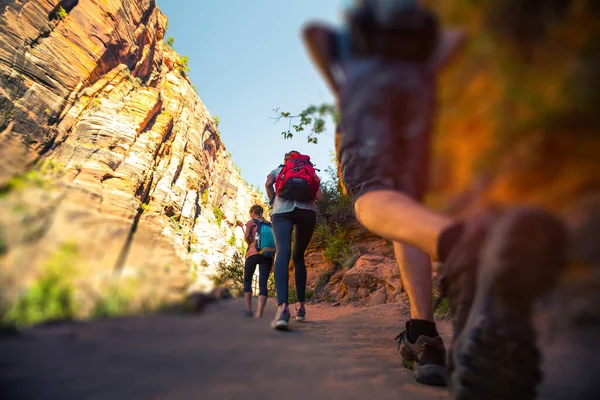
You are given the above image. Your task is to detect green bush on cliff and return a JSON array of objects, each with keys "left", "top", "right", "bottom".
[
  {"left": 179, "top": 56, "right": 190, "bottom": 74},
  {"left": 4, "top": 243, "right": 79, "bottom": 327},
  {"left": 166, "top": 36, "right": 175, "bottom": 47},
  {"left": 55, "top": 6, "right": 68, "bottom": 21},
  {"left": 228, "top": 233, "right": 236, "bottom": 246},
  {"left": 213, "top": 205, "right": 224, "bottom": 225},
  {"left": 201, "top": 189, "right": 209, "bottom": 204}
]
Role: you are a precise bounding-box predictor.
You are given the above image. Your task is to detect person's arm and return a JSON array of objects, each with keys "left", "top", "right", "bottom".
[
  {"left": 428, "top": 28, "right": 468, "bottom": 73},
  {"left": 302, "top": 22, "right": 342, "bottom": 97},
  {"left": 244, "top": 221, "right": 255, "bottom": 245},
  {"left": 265, "top": 173, "right": 276, "bottom": 205}
]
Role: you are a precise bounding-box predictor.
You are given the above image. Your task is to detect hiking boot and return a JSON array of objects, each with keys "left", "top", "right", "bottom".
[
  {"left": 445, "top": 207, "right": 567, "bottom": 400},
  {"left": 395, "top": 323, "right": 447, "bottom": 386},
  {"left": 295, "top": 307, "right": 306, "bottom": 322},
  {"left": 271, "top": 305, "right": 291, "bottom": 331}
]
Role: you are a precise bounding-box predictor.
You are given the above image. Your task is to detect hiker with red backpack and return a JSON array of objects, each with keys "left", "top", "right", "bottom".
[
  {"left": 265, "top": 151, "right": 322, "bottom": 330},
  {"left": 243, "top": 204, "right": 276, "bottom": 318}
]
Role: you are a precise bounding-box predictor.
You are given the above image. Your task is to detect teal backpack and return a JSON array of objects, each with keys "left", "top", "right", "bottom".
[{"left": 253, "top": 219, "right": 276, "bottom": 258}]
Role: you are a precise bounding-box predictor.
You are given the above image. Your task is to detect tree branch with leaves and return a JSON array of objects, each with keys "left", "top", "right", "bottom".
[{"left": 272, "top": 103, "right": 339, "bottom": 145}]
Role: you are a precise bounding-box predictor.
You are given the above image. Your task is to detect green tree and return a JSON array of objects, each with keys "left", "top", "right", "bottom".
[{"left": 166, "top": 36, "right": 175, "bottom": 47}]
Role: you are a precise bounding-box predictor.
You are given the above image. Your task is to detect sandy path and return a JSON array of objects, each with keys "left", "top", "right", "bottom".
[
  {"left": 0, "top": 298, "right": 450, "bottom": 400},
  {"left": 2, "top": 297, "right": 595, "bottom": 399}
]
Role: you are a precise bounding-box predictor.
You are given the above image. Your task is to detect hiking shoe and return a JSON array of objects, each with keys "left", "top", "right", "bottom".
[
  {"left": 295, "top": 307, "right": 306, "bottom": 322},
  {"left": 271, "top": 306, "right": 291, "bottom": 331},
  {"left": 395, "top": 325, "right": 447, "bottom": 386},
  {"left": 445, "top": 207, "right": 567, "bottom": 400}
]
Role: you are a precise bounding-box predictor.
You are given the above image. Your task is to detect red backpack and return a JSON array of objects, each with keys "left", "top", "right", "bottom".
[{"left": 275, "top": 153, "right": 320, "bottom": 202}]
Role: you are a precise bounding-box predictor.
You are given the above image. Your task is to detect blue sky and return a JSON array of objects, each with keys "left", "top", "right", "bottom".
[{"left": 155, "top": 0, "right": 343, "bottom": 193}]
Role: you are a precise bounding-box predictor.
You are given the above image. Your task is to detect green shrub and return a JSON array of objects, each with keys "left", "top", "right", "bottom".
[
  {"left": 179, "top": 56, "right": 190, "bottom": 74},
  {"left": 213, "top": 206, "right": 224, "bottom": 225},
  {"left": 267, "top": 273, "right": 276, "bottom": 297},
  {"left": 201, "top": 189, "right": 209, "bottom": 204},
  {"left": 5, "top": 243, "right": 79, "bottom": 327},
  {"left": 169, "top": 216, "right": 182, "bottom": 232},
  {"left": 313, "top": 165, "right": 356, "bottom": 249},
  {"left": 288, "top": 288, "right": 297, "bottom": 304},
  {"left": 55, "top": 6, "right": 68, "bottom": 20},
  {"left": 323, "top": 229, "right": 358, "bottom": 268},
  {"left": 213, "top": 251, "right": 244, "bottom": 296},
  {"left": 91, "top": 286, "right": 130, "bottom": 318},
  {"left": 166, "top": 36, "right": 175, "bottom": 47},
  {"left": 228, "top": 233, "right": 236, "bottom": 246},
  {"left": 0, "top": 160, "right": 64, "bottom": 197}
]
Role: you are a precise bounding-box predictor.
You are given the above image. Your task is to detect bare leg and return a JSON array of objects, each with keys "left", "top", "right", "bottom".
[
  {"left": 256, "top": 295, "right": 267, "bottom": 318},
  {"left": 355, "top": 190, "right": 452, "bottom": 260},
  {"left": 244, "top": 292, "right": 252, "bottom": 315},
  {"left": 394, "top": 241, "right": 433, "bottom": 321}
]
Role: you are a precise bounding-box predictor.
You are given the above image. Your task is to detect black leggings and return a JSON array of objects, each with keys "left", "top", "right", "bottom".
[
  {"left": 243, "top": 254, "right": 273, "bottom": 296},
  {"left": 271, "top": 208, "right": 317, "bottom": 305}
]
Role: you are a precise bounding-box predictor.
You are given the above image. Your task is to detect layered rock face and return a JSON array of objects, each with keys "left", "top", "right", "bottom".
[{"left": 0, "top": 0, "right": 263, "bottom": 317}]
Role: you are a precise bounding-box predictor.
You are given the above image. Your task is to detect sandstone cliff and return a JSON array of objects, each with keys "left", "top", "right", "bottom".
[{"left": 0, "top": 0, "right": 263, "bottom": 321}]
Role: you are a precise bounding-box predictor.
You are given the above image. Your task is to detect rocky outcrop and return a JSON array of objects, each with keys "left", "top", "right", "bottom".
[
  {"left": 0, "top": 0, "right": 263, "bottom": 320},
  {"left": 302, "top": 227, "right": 404, "bottom": 307}
]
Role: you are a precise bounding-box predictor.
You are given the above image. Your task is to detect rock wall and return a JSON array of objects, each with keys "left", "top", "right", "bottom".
[{"left": 0, "top": 0, "right": 264, "bottom": 318}]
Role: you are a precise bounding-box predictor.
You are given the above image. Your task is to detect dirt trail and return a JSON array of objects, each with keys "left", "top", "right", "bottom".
[
  {"left": 1, "top": 297, "right": 598, "bottom": 399},
  {"left": 0, "top": 299, "right": 449, "bottom": 400}
]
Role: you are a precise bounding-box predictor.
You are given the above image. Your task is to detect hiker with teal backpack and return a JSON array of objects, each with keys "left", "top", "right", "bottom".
[
  {"left": 265, "top": 151, "right": 322, "bottom": 330},
  {"left": 243, "top": 204, "right": 276, "bottom": 318}
]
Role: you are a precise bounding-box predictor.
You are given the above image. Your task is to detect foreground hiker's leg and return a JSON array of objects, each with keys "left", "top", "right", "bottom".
[
  {"left": 393, "top": 241, "right": 447, "bottom": 386},
  {"left": 394, "top": 242, "right": 433, "bottom": 321},
  {"left": 355, "top": 190, "right": 452, "bottom": 260}
]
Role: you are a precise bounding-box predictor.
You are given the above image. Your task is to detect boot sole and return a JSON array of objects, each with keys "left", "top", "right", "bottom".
[{"left": 449, "top": 208, "right": 567, "bottom": 400}]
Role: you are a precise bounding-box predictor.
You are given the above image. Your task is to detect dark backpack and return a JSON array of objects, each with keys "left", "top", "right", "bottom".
[
  {"left": 274, "top": 153, "right": 320, "bottom": 202},
  {"left": 252, "top": 219, "right": 276, "bottom": 258}
]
